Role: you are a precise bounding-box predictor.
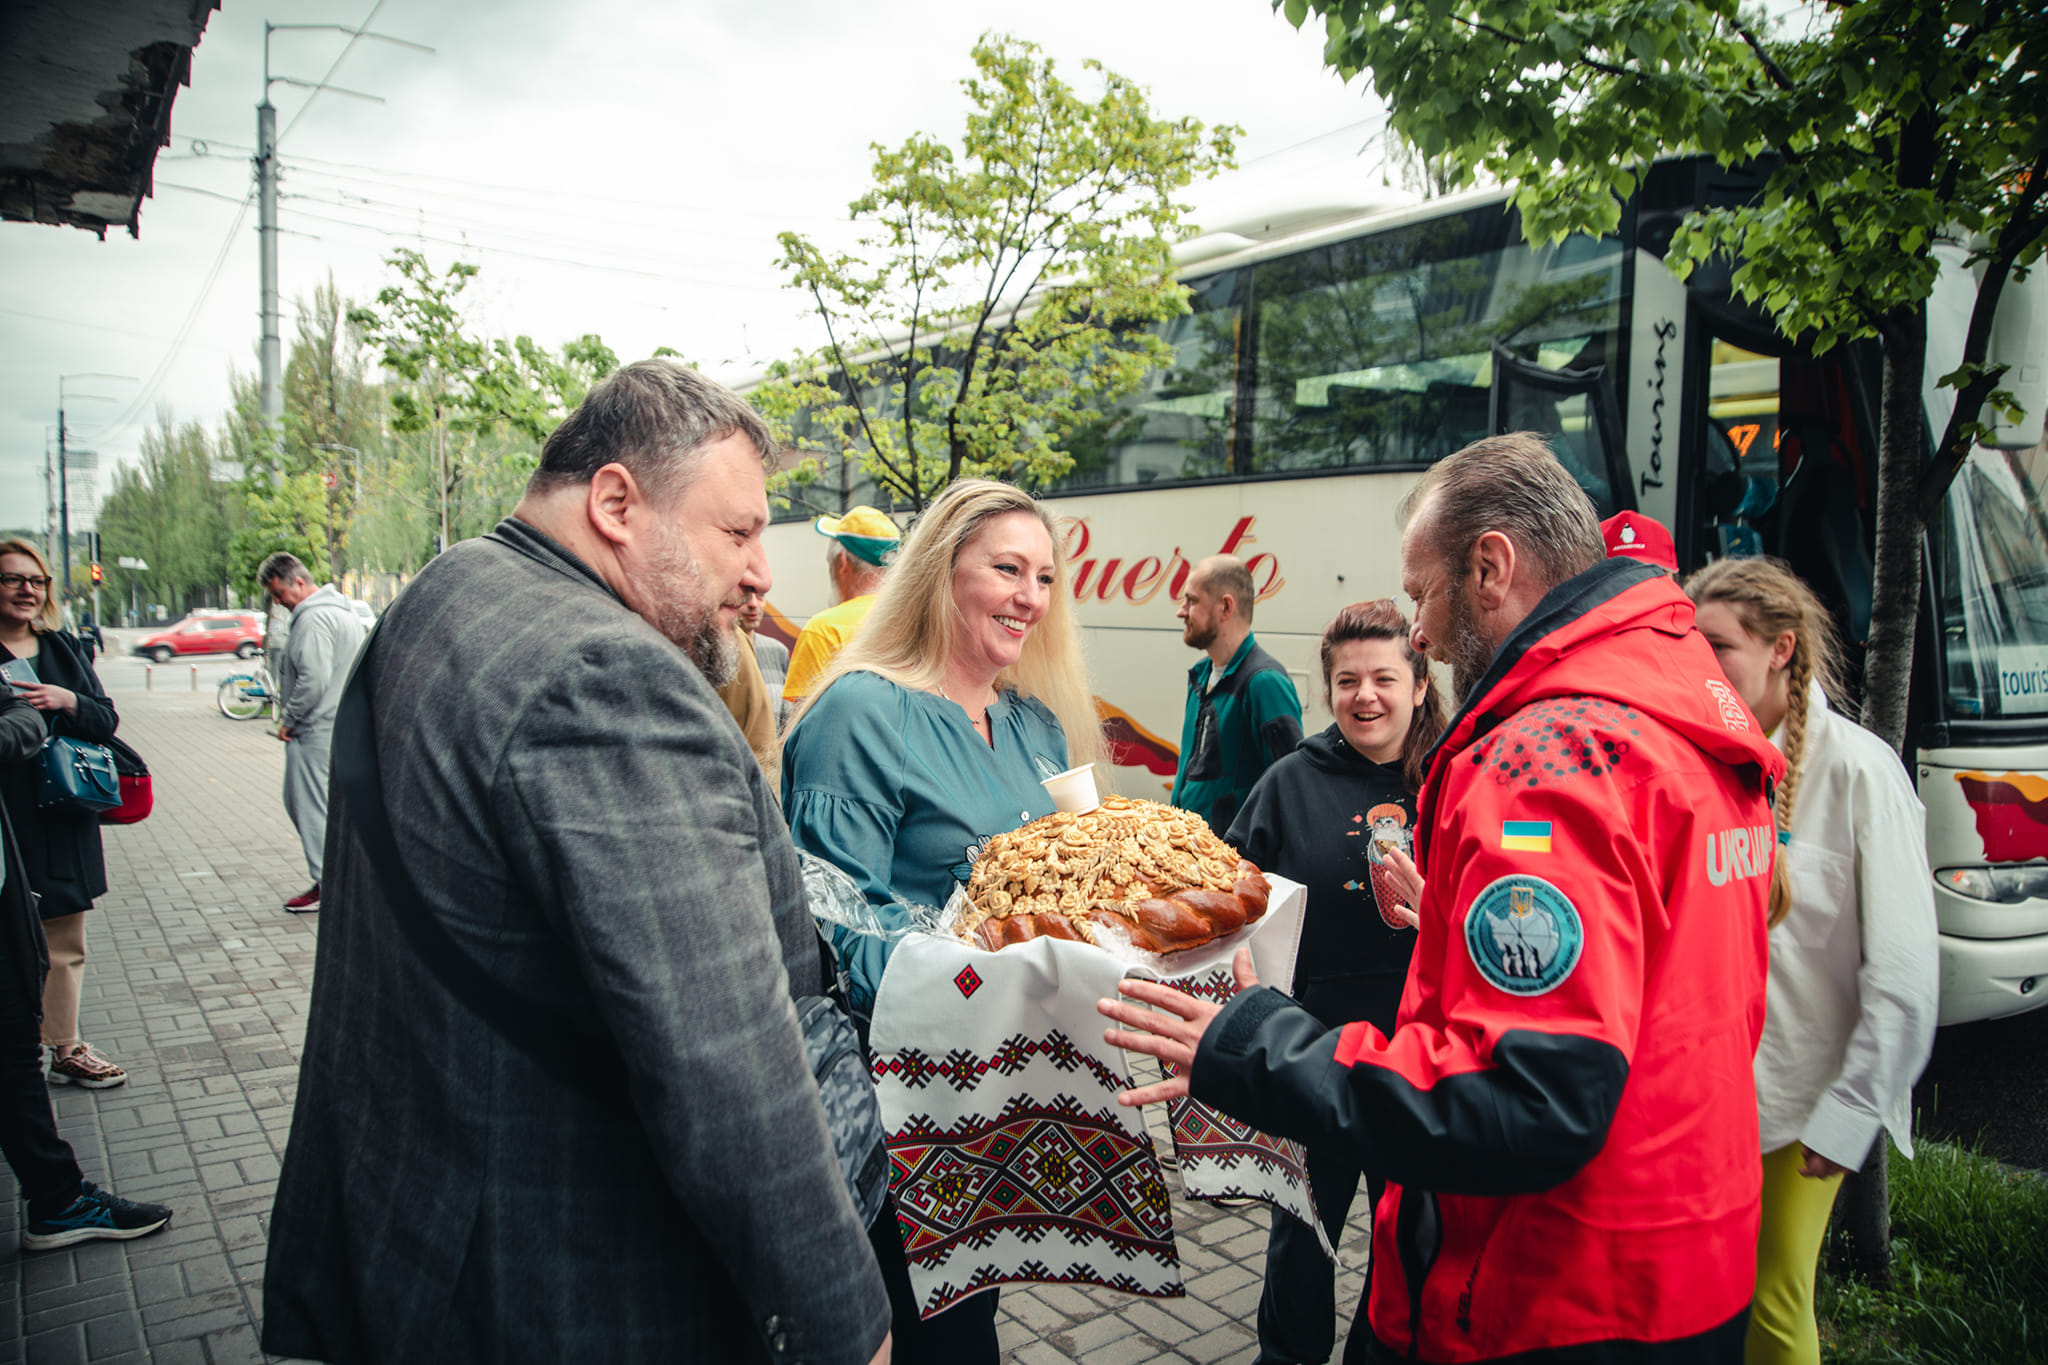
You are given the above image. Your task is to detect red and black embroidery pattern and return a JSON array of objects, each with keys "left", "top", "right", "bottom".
[
  {"left": 873, "top": 1030, "right": 1127, "bottom": 1095},
  {"left": 890, "top": 1093, "right": 1179, "bottom": 1314}
]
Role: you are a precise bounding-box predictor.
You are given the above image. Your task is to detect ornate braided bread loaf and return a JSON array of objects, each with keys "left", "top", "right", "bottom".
[{"left": 959, "top": 795, "right": 1271, "bottom": 954}]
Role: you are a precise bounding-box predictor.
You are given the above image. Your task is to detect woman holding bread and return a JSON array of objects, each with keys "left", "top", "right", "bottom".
[
  {"left": 781, "top": 477, "right": 1105, "bottom": 1364},
  {"left": 1226, "top": 598, "right": 1445, "bottom": 1365}
]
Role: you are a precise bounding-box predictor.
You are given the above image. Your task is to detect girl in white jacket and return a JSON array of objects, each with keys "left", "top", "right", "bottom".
[{"left": 1687, "top": 556, "right": 1939, "bottom": 1365}]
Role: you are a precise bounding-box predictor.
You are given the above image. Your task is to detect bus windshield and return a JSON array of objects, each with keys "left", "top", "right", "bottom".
[{"left": 1934, "top": 442, "right": 2048, "bottom": 721}]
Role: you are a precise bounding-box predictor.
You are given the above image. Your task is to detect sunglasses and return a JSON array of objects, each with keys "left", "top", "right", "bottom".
[{"left": 1, "top": 573, "right": 53, "bottom": 591}]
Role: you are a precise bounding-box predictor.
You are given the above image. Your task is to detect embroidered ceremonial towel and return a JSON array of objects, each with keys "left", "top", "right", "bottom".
[{"left": 869, "top": 879, "right": 1307, "bottom": 1317}]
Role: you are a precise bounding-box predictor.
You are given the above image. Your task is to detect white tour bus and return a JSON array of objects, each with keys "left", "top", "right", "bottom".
[{"left": 752, "top": 155, "right": 2048, "bottom": 1026}]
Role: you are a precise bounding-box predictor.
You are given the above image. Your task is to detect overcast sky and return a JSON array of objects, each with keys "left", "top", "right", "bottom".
[{"left": 3, "top": 0, "right": 1402, "bottom": 534}]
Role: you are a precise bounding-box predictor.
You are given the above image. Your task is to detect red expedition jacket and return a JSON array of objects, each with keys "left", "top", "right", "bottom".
[{"left": 1191, "top": 559, "right": 1783, "bottom": 1362}]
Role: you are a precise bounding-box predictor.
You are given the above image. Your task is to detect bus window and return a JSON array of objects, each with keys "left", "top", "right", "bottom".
[
  {"left": 1934, "top": 443, "right": 2048, "bottom": 720},
  {"left": 1058, "top": 270, "right": 1244, "bottom": 490},
  {"left": 1243, "top": 210, "right": 1622, "bottom": 476}
]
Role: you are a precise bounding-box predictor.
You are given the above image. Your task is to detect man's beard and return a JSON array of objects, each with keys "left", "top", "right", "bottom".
[
  {"left": 1183, "top": 619, "right": 1217, "bottom": 651},
  {"left": 647, "top": 532, "right": 739, "bottom": 687},
  {"left": 1443, "top": 576, "right": 1496, "bottom": 706}
]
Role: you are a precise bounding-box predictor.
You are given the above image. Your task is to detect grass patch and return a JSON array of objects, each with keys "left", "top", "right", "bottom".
[{"left": 1819, "top": 1139, "right": 2047, "bottom": 1363}]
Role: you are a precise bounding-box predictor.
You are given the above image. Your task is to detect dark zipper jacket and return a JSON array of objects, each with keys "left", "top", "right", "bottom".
[
  {"left": 1227, "top": 724, "right": 1416, "bottom": 1034},
  {"left": 0, "top": 629, "right": 118, "bottom": 920},
  {"left": 1171, "top": 633, "right": 1304, "bottom": 836}
]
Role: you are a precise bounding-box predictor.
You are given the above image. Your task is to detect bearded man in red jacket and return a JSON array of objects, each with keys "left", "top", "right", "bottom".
[{"left": 1104, "top": 434, "right": 1784, "bottom": 1365}]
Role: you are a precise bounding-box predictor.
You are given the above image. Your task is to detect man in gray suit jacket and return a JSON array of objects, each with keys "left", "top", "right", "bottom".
[{"left": 262, "top": 361, "right": 891, "bottom": 1365}]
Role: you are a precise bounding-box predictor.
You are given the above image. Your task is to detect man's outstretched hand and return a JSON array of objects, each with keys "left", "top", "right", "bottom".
[{"left": 1099, "top": 946, "right": 1260, "bottom": 1107}]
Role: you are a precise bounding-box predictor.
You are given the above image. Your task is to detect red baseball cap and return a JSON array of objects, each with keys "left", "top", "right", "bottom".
[{"left": 1601, "top": 512, "right": 1678, "bottom": 573}]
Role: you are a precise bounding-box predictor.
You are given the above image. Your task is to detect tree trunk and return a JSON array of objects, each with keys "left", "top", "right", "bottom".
[
  {"left": 1860, "top": 305, "right": 1925, "bottom": 756},
  {"left": 1828, "top": 305, "right": 1926, "bottom": 1286},
  {"left": 1830, "top": 1157, "right": 1892, "bottom": 1285}
]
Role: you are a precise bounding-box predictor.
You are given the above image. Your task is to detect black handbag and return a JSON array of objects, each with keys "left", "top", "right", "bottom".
[
  {"left": 330, "top": 653, "right": 890, "bottom": 1227},
  {"left": 37, "top": 734, "right": 122, "bottom": 814}
]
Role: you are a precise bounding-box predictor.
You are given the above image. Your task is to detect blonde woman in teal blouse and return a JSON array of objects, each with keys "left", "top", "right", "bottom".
[{"left": 780, "top": 478, "right": 1106, "bottom": 1365}]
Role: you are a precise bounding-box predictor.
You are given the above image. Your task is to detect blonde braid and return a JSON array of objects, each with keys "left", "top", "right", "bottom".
[
  {"left": 1765, "top": 643, "right": 1814, "bottom": 929},
  {"left": 1684, "top": 555, "right": 1844, "bottom": 932},
  {"left": 1776, "top": 640, "right": 1815, "bottom": 836}
]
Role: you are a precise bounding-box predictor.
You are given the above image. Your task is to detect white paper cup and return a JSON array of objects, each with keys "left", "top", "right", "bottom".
[{"left": 1040, "top": 763, "right": 1101, "bottom": 814}]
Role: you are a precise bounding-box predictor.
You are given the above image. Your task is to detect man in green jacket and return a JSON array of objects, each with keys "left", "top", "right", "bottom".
[{"left": 1170, "top": 554, "right": 1303, "bottom": 835}]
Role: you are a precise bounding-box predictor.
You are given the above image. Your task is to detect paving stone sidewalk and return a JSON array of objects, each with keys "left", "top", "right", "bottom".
[{"left": 4, "top": 650, "right": 1374, "bottom": 1364}]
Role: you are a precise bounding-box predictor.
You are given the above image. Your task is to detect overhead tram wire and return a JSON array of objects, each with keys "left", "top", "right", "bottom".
[
  {"left": 1237, "top": 113, "right": 1391, "bottom": 167},
  {"left": 269, "top": 149, "right": 842, "bottom": 226},
  {"left": 0, "top": 307, "right": 237, "bottom": 353},
  {"left": 277, "top": 185, "right": 790, "bottom": 276},
  {"left": 94, "top": 190, "right": 257, "bottom": 446},
  {"left": 278, "top": 0, "right": 395, "bottom": 146},
  {"left": 157, "top": 181, "right": 259, "bottom": 206},
  {"left": 275, "top": 204, "right": 772, "bottom": 291},
  {"left": 81, "top": 0, "right": 399, "bottom": 451}
]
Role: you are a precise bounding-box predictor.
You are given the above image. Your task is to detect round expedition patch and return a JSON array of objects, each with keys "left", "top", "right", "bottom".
[{"left": 1463, "top": 874, "right": 1584, "bottom": 996}]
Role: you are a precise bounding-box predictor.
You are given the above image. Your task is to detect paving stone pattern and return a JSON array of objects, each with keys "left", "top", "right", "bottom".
[{"left": 5, "top": 651, "right": 1374, "bottom": 1363}]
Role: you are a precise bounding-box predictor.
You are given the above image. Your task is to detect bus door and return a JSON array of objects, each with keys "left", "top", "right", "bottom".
[
  {"left": 1487, "top": 340, "right": 1632, "bottom": 517},
  {"left": 1678, "top": 304, "right": 1880, "bottom": 666}
]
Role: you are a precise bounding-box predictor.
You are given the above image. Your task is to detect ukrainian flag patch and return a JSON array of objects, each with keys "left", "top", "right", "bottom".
[{"left": 1500, "top": 820, "right": 1553, "bottom": 853}]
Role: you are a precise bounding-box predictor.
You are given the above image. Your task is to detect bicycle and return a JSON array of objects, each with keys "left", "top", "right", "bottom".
[{"left": 216, "top": 660, "right": 279, "bottom": 721}]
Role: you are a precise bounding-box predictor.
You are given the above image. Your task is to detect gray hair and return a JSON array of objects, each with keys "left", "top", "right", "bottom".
[
  {"left": 828, "top": 541, "right": 888, "bottom": 591},
  {"left": 257, "top": 551, "right": 311, "bottom": 588},
  {"left": 1397, "top": 433, "right": 1604, "bottom": 588},
  {"left": 527, "top": 358, "right": 773, "bottom": 504}
]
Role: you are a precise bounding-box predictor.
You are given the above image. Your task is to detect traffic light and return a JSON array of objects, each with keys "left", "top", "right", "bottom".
[{"left": 90, "top": 563, "right": 102, "bottom": 584}]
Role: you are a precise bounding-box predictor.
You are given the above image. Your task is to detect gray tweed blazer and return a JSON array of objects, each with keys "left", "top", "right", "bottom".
[{"left": 262, "top": 518, "right": 888, "bottom": 1364}]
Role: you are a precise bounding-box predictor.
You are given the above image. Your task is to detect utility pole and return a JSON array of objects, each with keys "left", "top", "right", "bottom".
[
  {"left": 43, "top": 428, "right": 59, "bottom": 567},
  {"left": 258, "top": 22, "right": 434, "bottom": 467},
  {"left": 58, "top": 410, "right": 69, "bottom": 598},
  {"left": 256, "top": 94, "right": 281, "bottom": 449},
  {"left": 56, "top": 374, "right": 133, "bottom": 605}
]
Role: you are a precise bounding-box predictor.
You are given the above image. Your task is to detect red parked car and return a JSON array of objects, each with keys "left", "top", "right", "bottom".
[{"left": 132, "top": 612, "right": 265, "bottom": 662}]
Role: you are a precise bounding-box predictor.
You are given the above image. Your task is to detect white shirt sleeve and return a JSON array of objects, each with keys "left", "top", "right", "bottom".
[{"left": 1797, "top": 729, "right": 1941, "bottom": 1168}]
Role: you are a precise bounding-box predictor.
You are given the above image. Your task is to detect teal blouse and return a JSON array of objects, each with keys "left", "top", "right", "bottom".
[{"left": 781, "top": 669, "right": 1070, "bottom": 1009}]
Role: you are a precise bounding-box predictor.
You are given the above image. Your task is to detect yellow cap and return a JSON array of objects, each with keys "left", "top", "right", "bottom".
[{"left": 815, "top": 506, "right": 901, "bottom": 565}]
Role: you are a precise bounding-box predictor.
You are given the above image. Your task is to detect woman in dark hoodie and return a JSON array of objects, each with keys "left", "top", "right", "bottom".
[{"left": 1226, "top": 598, "right": 1446, "bottom": 1365}]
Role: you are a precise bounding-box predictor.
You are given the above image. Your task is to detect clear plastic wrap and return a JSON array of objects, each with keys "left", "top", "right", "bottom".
[{"left": 798, "top": 851, "right": 945, "bottom": 945}]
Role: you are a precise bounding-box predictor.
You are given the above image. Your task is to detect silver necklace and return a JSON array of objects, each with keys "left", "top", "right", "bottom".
[{"left": 937, "top": 683, "right": 990, "bottom": 728}]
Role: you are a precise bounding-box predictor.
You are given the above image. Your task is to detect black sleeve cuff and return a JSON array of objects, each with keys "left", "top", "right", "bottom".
[{"left": 1190, "top": 987, "right": 1629, "bottom": 1197}]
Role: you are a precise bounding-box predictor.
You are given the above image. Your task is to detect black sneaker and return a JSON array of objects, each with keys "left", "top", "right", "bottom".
[{"left": 22, "top": 1182, "right": 172, "bottom": 1251}]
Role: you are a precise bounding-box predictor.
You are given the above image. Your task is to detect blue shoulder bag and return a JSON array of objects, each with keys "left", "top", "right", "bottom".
[{"left": 38, "top": 733, "right": 122, "bottom": 814}]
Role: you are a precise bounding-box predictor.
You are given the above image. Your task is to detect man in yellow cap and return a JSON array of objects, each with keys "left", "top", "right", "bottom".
[{"left": 782, "top": 505, "right": 900, "bottom": 705}]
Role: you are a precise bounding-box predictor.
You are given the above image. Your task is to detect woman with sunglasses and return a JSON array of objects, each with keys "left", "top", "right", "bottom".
[{"left": 0, "top": 539, "right": 128, "bottom": 1089}]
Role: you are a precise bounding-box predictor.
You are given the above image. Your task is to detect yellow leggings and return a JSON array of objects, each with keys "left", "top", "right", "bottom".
[{"left": 1747, "top": 1143, "right": 1845, "bottom": 1365}]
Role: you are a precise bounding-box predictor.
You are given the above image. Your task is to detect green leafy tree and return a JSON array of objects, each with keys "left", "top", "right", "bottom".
[
  {"left": 350, "top": 249, "right": 620, "bottom": 556},
  {"left": 1281, "top": 0, "right": 2047, "bottom": 1277},
  {"left": 755, "top": 33, "right": 1240, "bottom": 511},
  {"left": 282, "top": 277, "right": 383, "bottom": 579},
  {"left": 96, "top": 410, "right": 242, "bottom": 617},
  {"left": 226, "top": 473, "right": 331, "bottom": 599}
]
